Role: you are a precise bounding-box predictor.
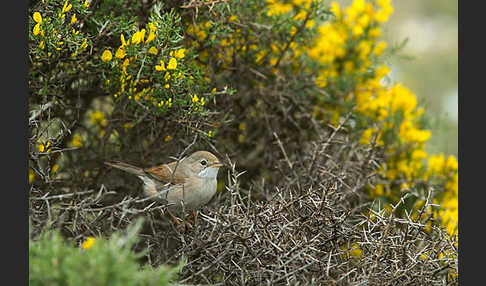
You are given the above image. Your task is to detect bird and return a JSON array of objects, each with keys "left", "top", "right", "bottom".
[{"left": 105, "top": 150, "right": 224, "bottom": 226}]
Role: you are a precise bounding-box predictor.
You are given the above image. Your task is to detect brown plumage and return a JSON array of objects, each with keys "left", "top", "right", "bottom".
[{"left": 105, "top": 151, "right": 223, "bottom": 214}]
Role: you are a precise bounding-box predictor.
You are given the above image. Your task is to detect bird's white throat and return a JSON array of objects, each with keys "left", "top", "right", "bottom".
[{"left": 198, "top": 167, "right": 219, "bottom": 179}]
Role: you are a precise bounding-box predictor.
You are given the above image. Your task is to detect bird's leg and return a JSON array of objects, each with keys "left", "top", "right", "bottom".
[
  {"left": 167, "top": 209, "right": 182, "bottom": 225},
  {"left": 192, "top": 211, "right": 199, "bottom": 225},
  {"left": 183, "top": 210, "right": 197, "bottom": 228}
]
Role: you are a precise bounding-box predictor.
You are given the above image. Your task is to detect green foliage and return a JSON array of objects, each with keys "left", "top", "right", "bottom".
[{"left": 29, "top": 219, "right": 183, "bottom": 286}]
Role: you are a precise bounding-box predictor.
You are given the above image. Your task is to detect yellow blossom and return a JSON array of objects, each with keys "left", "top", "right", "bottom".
[
  {"left": 266, "top": 0, "right": 292, "bottom": 16},
  {"left": 62, "top": 0, "right": 72, "bottom": 13},
  {"left": 51, "top": 164, "right": 59, "bottom": 174},
  {"left": 398, "top": 120, "right": 431, "bottom": 144},
  {"left": 81, "top": 237, "right": 95, "bottom": 249},
  {"left": 120, "top": 34, "right": 127, "bottom": 47},
  {"left": 155, "top": 60, "right": 166, "bottom": 71},
  {"left": 37, "top": 141, "right": 51, "bottom": 153},
  {"left": 148, "top": 22, "right": 156, "bottom": 32},
  {"left": 131, "top": 30, "right": 143, "bottom": 45},
  {"left": 192, "top": 94, "right": 199, "bottom": 103},
  {"left": 330, "top": 2, "right": 340, "bottom": 18},
  {"left": 368, "top": 27, "right": 381, "bottom": 38},
  {"left": 33, "top": 12, "right": 42, "bottom": 23},
  {"left": 115, "top": 47, "right": 126, "bottom": 59},
  {"left": 29, "top": 169, "right": 35, "bottom": 183},
  {"left": 72, "top": 133, "right": 83, "bottom": 147},
  {"left": 373, "top": 41, "right": 387, "bottom": 55},
  {"left": 148, "top": 46, "right": 158, "bottom": 55},
  {"left": 101, "top": 50, "right": 113, "bottom": 62},
  {"left": 427, "top": 153, "right": 445, "bottom": 175},
  {"left": 90, "top": 111, "right": 107, "bottom": 126},
  {"left": 146, "top": 31, "right": 156, "bottom": 44},
  {"left": 164, "top": 84, "right": 170, "bottom": 89},
  {"left": 445, "top": 155, "right": 458, "bottom": 172},
  {"left": 39, "top": 41, "right": 45, "bottom": 50},
  {"left": 80, "top": 38, "right": 88, "bottom": 49},
  {"left": 174, "top": 48, "right": 185, "bottom": 59},
  {"left": 164, "top": 135, "right": 172, "bottom": 142},
  {"left": 139, "top": 28, "right": 146, "bottom": 43},
  {"left": 123, "top": 122, "right": 133, "bottom": 131},
  {"left": 167, "top": 57, "right": 177, "bottom": 70},
  {"left": 84, "top": 0, "right": 90, "bottom": 8},
  {"left": 33, "top": 23, "right": 41, "bottom": 36},
  {"left": 70, "top": 13, "right": 77, "bottom": 25}
]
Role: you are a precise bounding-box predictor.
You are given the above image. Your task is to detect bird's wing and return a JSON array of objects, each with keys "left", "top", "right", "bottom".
[{"left": 144, "top": 161, "right": 186, "bottom": 184}]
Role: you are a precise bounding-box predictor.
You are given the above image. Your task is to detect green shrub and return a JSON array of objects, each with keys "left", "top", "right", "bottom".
[{"left": 29, "top": 219, "right": 183, "bottom": 286}]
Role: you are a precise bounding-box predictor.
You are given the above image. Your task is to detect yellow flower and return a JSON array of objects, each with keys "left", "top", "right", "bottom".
[
  {"left": 120, "top": 34, "right": 127, "bottom": 47},
  {"left": 33, "top": 23, "right": 41, "bottom": 36},
  {"left": 29, "top": 169, "right": 35, "bottom": 184},
  {"left": 90, "top": 111, "right": 107, "bottom": 126},
  {"left": 115, "top": 47, "right": 126, "bottom": 59},
  {"left": 84, "top": 0, "right": 90, "bottom": 8},
  {"left": 192, "top": 94, "right": 199, "bottom": 103},
  {"left": 131, "top": 30, "right": 143, "bottom": 45},
  {"left": 330, "top": 2, "right": 340, "bottom": 18},
  {"left": 148, "top": 46, "right": 158, "bottom": 55},
  {"left": 139, "top": 28, "right": 146, "bottom": 43},
  {"left": 70, "top": 13, "right": 77, "bottom": 25},
  {"left": 398, "top": 121, "right": 431, "bottom": 143},
  {"left": 33, "top": 12, "right": 42, "bottom": 23},
  {"left": 148, "top": 22, "right": 157, "bottom": 32},
  {"left": 368, "top": 27, "right": 381, "bottom": 38},
  {"left": 427, "top": 153, "right": 445, "bottom": 175},
  {"left": 39, "top": 41, "right": 45, "bottom": 50},
  {"left": 164, "top": 135, "right": 172, "bottom": 142},
  {"left": 146, "top": 31, "right": 156, "bottom": 44},
  {"left": 167, "top": 57, "right": 177, "bottom": 70},
  {"left": 80, "top": 38, "right": 88, "bottom": 49},
  {"left": 174, "top": 48, "right": 185, "bottom": 59},
  {"left": 51, "top": 164, "right": 59, "bottom": 174},
  {"left": 71, "top": 133, "right": 83, "bottom": 147},
  {"left": 373, "top": 41, "right": 387, "bottom": 55},
  {"left": 164, "top": 84, "right": 170, "bottom": 89},
  {"left": 37, "top": 141, "right": 51, "bottom": 153},
  {"left": 101, "top": 50, "right": 112, "bottom": 62},
  {"left": 155, "top": 60, "right": 166, "bottom": 71},
  {"left": 62, "top": 0, "right": 72, "bottom": 13},
  {"left": 266, "top": 0, "right": 292, "bottom": 16},
  {"left": 81, "top": 237, "right": 95, "bottom": 249},
  {"left": 445, "top": 155, "right": 458, "bottom": 172}
]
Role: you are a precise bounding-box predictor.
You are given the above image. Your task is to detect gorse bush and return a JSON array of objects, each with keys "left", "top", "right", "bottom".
[
  {"left": 29, "top": 0, "right": 458, "bottom": 284},
  {"left": 29, "top": 219, "right": 183, "bottom": 286}
]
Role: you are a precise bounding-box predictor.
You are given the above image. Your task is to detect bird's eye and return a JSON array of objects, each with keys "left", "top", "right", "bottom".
[{"left": 200, "top": 160, "right": 207, "bottom": 166}]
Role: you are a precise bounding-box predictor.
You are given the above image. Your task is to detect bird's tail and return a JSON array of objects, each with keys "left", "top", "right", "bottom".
[{"left": 104, "top": 161, "right": 146, "bottom": 177}]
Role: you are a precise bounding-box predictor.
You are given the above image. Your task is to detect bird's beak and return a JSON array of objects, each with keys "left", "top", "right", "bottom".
[{"left": 211, "top": 162, "right": 224, "bottom": 168}]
